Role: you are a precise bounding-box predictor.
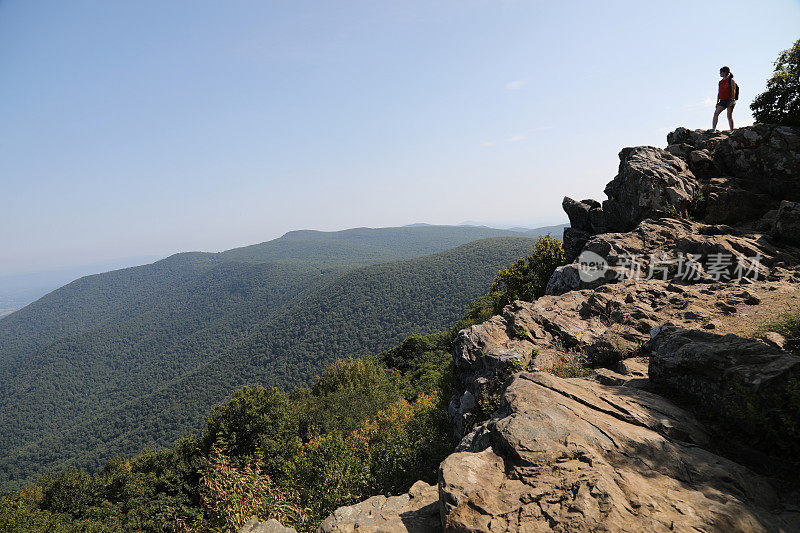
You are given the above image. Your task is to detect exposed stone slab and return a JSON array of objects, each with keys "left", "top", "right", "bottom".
[
  {"left": 446, "top": 372, "right": 798, "bottom": 532},
  {"left": 317, "top": 481, "right": 440, "bottom": 533}
]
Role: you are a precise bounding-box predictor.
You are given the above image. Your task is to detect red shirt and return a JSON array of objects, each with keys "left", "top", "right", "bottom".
[{"left": 718, "top": 77, "right": 733, "bottom": 100}]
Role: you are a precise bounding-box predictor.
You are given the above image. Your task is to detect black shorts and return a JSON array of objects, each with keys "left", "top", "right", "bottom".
[{"left": 717, "top": 99, "right": 734, "bottom": 108}]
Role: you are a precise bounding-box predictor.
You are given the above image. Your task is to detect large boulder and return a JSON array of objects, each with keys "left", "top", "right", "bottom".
[
  {"left": 546, "top": 217, "right": 795, "bottom": 296},
  {"left": 560, "top": 146, "right": 701, "bottom": 264},
  {"left": 702, "top": 177, "right": 776, "bottom": 226},
  {"left": 772, "top": 200, "right": 800, "bottom": 248},
  {"left": 602, "top": 146, "right": 699, "bottom": 232},
  {"left": 666, "top": 125, "right": 800, "bottom": 203},
  {"left": 687, "top": 147, "right": 722, "bottom": 177},
  {"left": 562, "top": 197, "right": 604, "bottom": 262},
  {"left": 647, "top": 326, "right": 800, "bottom": 448},
  {"left": 562, "top": 197, "right": 598, "bottom": 232},
  {"left": 667, "top": 126, "right": 729, "bottom": 149},
  {"left": 449, "top": 290, "right": 652, "bottom": 440},
  {"left": 438, "top": 448, "right": 515, "bottom": 531},
  {"left": 444, "top": 372, "right": 798, "bottom": 532},
  {"left": 449, "top": 309, "right": 544, "bottom": 440},
  {"left": 451, "top": 277, "right": 800, "bottom": 441},
  {"left": 561, "top": 226, "right": 593, "bottom": 263},
  {"left": 558, "top": 126, "right": 800, "bottom": 274},
  {"left": 331, "top": 369, "right": 800, "bottom": 531},
  {"left": 715, "top": 124, "right": 800, "bottom": 200}
]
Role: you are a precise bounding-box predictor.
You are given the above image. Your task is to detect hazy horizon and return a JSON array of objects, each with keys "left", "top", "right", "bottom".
[
  {"left": 3, "top": 0, "right": 799, "bottom": 276},
  {"left": 0, "top": 221, "right": 567, "bottom": 316},
  {"left": 0, "top": 218, "right": 567, "bottom": 278}
]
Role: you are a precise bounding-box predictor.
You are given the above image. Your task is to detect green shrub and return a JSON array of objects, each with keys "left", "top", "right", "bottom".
[
  {"left": 549, "top": 350, "right": 592, "bottom": 378},
  {"left": 353, "top": 393, "right": 450, "bottom": 496},
  {"left": 39, "top": 468, "right": 101, "bottom": 518},
  {"left": 286, "top": 392, "right": 452, "bottom": 530},
  {"left": 724, "top": 378, "right": 800, "bottom": 470},
  {"left": 490, "top": 235, "right": 565, "bottom": 313},
  {"left": 295, "top": 358, "right": 402, "bottom": 437},
  {"left": 370, "top": 332, "right": 454, "bottom": 400},
  {"left": 286, "top": 432, "right": 368, "bottom": 528},
  {"left": 195, "top": 449, "right": 307, "bottom": 532},
  {"left": 757, "top": 308, "right": 800, "bottom": 354},
  {"left": 751, "top": 38, "right": 800, "bottom": 127},
  {"left": 453, "top": 292, "right": 502, "bottom": 332},
  {"left": 201, "top": 385, "right": 299, "bottom": 481}
]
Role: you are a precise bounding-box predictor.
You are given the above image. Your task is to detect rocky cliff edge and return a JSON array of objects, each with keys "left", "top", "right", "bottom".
[{"left": 318, "top": 125, "right": 800, "bottom": 532}]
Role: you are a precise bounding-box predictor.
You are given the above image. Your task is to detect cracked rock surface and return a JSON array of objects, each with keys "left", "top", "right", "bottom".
[
  {"left": 318, "top": 125, "right": 800, "bottom": 532},
  {"left": 444, "top": 372, "right": 798, "bottom": 532}
]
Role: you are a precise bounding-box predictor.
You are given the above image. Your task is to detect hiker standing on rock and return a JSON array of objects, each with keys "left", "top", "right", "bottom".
[{"left": 711, "top": 66, "right": 737, "bottom": 132}]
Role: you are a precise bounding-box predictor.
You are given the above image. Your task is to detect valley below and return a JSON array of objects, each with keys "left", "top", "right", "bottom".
[{"left": 3, "top": 125, "right": 800, "bottom": 532}]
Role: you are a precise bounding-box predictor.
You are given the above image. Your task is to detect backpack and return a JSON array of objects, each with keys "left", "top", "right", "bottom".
[{"left": 730, "top": 78, "right": 740, "bottom": 100}]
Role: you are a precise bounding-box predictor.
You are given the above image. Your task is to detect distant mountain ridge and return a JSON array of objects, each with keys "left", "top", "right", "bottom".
[
  {"left": 0, "top": 256, "right": 162, "bottom": 317},
  {"left": 0, "top": 225, "right": 564, "bottom": 359},
  {"left": 0, "top": 224, "right": 565, "bottom": 491}
]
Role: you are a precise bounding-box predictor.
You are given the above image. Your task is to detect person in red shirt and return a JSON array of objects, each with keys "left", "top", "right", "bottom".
[{"left": 711, "top": 66, "right": 737, "bottom": 132}]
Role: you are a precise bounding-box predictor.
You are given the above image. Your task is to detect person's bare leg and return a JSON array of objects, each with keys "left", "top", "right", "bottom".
[
  {"left": 712, "top": 106, "right": 724, "bottom": 130},
  {"left": 727, "top": 106, "right": 734, "bottom": 131}
]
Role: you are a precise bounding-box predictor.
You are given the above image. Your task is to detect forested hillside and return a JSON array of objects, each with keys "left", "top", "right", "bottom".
[
  {"left": 0, "top": 225, "right": 553, "bottom": 360},
  {"left": 0, "top": 226, "right": 562, "bottom": 492},
  {"left": 0, "top": 235, "right": 568, "bottom": 532}
]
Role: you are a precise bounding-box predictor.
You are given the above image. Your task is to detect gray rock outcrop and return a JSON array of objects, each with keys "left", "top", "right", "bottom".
[
  {"left": 319, "top": 124, "right": 800, "bottom": 532},
  {"left": 444, "top": 372, "right": 797, "bottom": 532},
  {"left": 546, "top": 217, "right": 799, "bottom": 296},
  {"left": 450, "top": 277, "right": 800, "bottom": 443},
  {"left": 602, "top": 146, "right": 698, "bottom": 232},
  {"left": 648, "top": 326, "right": 800, "bottom": 442},
  {"left": 773, "top": 200, "right": 800, "bottom": 247},
  {"left": 562, "top": 124, "right": 800, "bottom": 266},
  {"left": 238, "top": 517, "right": 297, "bottom": 533},
  {"left": 316, "top": 480, "right": 440, "bottom": 532}
]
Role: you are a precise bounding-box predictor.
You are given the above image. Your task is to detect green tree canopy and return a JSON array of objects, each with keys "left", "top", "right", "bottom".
[
  {"left": 751, "top": 39, "right": 800, "bottom": 126},
  {"left": 490, "top": 234, "right": 565, "bottom": 312},
  {"left": 201, "top": 385, "right": 298, "bottom": 478}
]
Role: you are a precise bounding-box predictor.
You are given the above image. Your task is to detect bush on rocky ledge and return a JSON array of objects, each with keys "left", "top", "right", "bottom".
[{"left": 490, "top": 234, "right": 565, "bottom": 313}]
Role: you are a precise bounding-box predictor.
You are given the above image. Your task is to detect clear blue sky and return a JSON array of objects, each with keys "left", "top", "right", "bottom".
[{"left": 2, "top": 0, "right": 799, "bottom": 275}]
